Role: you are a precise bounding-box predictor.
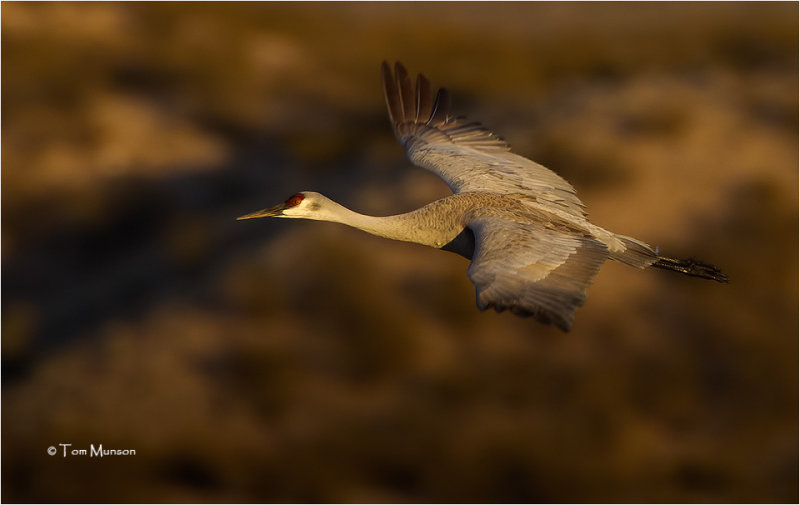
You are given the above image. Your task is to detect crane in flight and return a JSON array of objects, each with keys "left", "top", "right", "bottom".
[{"left": 238, "top": 62, "right": 728, "bottom": 331}]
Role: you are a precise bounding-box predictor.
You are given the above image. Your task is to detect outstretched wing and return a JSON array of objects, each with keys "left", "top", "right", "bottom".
[
  {"left": 381, "top": 61, "right": 585, "bottom": 218},
  {"left": 466, "top": 211, "right": 609, "bottom": 331}
]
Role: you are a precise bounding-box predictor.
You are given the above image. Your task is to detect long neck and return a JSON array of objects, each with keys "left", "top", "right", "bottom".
[{"left": 318, "top": 197, "right": 463, "bottom": 248}]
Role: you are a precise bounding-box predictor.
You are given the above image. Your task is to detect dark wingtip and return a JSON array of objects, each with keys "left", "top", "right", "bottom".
[
  {"left": 483, "top": 301, "right": 573, "bottom": 332},
  {"left": 394, "top": 61, "right": 407, "bottom": 79},
  {"left": 381, "top": 61, "right": 400, "bottom": 127},
  {"left": 380, "top": 60, "right": 391, "bottom": 79},
  {"left": 429, "top": 87, "right": 451, "bottom": 125},
  {"left": 415, "top": 72, "right": 433, "bottom": 123}
]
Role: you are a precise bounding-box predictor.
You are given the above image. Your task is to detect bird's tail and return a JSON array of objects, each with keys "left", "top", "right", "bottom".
[
  {"left": 610, "top": 234, "right": 729, "bottom": 283},
  {"left": 651, "top": 256, "right": 729, "bottom": 283}
]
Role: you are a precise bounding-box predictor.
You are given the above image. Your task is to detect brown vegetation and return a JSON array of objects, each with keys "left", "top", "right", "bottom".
[{"left": 2, "top": 3, "right": 797, "bottom": 502}]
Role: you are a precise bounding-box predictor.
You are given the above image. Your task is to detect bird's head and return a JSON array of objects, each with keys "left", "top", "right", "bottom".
[{"left": 237, "top": 191, "right": 331, "bottom": 221}]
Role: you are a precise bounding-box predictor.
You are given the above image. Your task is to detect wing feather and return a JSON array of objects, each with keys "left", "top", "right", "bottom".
[
  {"left": 466, "top": 212, "right": 609, "bottom": 331},
  {"left": 381, "top": 62, "right": 585, "bottom": 217},
  {"left": 395, "top": 62, "right": 416, "bottom": 124},
  {"left": 415, "top": 74, "right": 434, "bottom": 124},
  {"left": 381, "top": 61, "right": 401, "bottom": 128},
  {"left": 429, "top": 88, "right": 450, "bottom": 125}
]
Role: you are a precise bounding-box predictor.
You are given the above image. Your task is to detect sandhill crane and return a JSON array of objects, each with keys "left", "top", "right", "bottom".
[{"left": 238, "top": 62, "right": 727, "bottom": 331}]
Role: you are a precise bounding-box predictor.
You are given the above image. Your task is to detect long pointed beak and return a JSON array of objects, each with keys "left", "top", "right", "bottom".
[{"left": 236, "top": 203, "right": 287, "bottom": 220}]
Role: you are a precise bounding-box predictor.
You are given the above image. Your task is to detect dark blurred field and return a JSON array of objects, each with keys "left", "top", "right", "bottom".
[{"left": 2, "top": 2, "right": 798, "bottom": 503}]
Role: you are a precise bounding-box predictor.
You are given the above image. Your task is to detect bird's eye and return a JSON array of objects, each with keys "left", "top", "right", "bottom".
[{"left": 286, "top": 194, "right": 305, "bottom": 207}]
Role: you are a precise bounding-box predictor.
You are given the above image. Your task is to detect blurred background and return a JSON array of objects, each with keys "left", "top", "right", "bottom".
[{"left": 2, "top": 2, "right": 797, "bottom": 502}]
